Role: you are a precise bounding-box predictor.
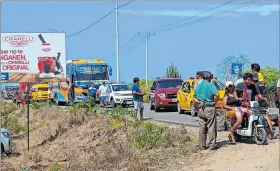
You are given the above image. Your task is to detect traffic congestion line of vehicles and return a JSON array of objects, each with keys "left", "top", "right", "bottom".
[{"left": 148, "top": 76, "right": 226, "bottom": 116}]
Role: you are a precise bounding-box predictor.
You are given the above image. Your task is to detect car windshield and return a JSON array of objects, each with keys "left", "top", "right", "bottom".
[
  {"left": 157, "top": 80, "right": 183, "bottom": 89},
  {"left": 112, "top": 85, "right": 131, "bottom": 91},
  {"left": 212, "top": 80, "right": 225, "bottom": 90},
  {"left": 38, "top": 88, "right": 49, "bottom": 91}
]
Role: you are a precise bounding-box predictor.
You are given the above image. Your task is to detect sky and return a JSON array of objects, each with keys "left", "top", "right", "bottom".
[{"left": 1, "top": 1, "right": 279, "bottom": 83}]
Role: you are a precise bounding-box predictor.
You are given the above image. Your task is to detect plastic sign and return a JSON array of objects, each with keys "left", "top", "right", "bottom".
[
  {"left": 231, "top": 63, "right": 243, "bottom": 75},
  {"left": 1, "top": 33, "right": 66, "bottom": 81}
]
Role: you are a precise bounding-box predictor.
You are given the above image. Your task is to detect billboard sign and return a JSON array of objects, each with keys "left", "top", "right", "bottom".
[
  {"left": 1, "top": 33, "right": 66, "bottom": 82},
  {"left": 1, "top": 73, "right": 9, "bottom": 80}
]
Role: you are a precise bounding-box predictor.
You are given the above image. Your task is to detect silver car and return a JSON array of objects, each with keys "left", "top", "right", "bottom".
[{"left": 1, "top": 128, "right": 12, "bottom": 154}]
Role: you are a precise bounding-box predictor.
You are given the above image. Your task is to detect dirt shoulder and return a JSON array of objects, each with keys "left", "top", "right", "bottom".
[{"left": 181, "top": 130, "right": 280, "bottom": 171}]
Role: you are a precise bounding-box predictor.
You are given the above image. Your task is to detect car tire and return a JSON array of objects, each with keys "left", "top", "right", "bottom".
[
  {"left": 150, "top": 99, "right": 154, "bottom": 110},
  {"left": 177, "top": 102, "right": 184, "bottom": 114},
  {"left": 190, "top": 102, "right": 197, "bottom": 117},
  {"left": 154, "top": 99, "right": 160, "bottom": 112},
  {"left": 111, "top": 98, "right": 116, "bottom": 107},
  {"left": 1, "top": 143, "right": 4, "bottom": 154}
]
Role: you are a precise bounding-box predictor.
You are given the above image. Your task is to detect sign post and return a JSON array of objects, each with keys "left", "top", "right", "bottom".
[{"left": 231, "top": 63, "right": 243, "bottom": 75}]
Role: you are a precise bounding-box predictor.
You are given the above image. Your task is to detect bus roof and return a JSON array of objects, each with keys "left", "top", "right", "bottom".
[{"left": 67, "top": 59, "right": 106, "bottom": 64}]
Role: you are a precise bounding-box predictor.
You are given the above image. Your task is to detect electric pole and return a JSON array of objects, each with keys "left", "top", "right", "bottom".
[
  {"left": 115, "top": 0, "right": 120, "bottom": 82},
  {"left": 145, "top": 32, "right": 155, "bottom": 86}
]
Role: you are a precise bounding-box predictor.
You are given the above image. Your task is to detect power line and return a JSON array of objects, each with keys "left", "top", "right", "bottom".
[
  {"left": 67, "top": 1, "right": 133, "bottom": 38},
  {"left": 121, "top": 37, "right": 146, "bottom": 56},
  {"left": 157, "top": 0, "right": 259, "bottom": 33},
  {"left": 149, "top": 0, "right": 235, "bottom": 32},
  {"left": 120, "top": 33, "right": 140, "bottom": 50}
]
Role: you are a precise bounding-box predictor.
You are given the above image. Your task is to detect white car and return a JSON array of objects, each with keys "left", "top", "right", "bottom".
[
  {"left": 108, "top": 83, "right": 133, "bottom": 107},
  {"left": 1, "top": 128, "right": 12, "bottom": 154}
]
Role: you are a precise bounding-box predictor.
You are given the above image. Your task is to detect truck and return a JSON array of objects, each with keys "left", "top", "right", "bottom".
[{"left": 49, "top": 59, "right": 112, "bottom": 105}]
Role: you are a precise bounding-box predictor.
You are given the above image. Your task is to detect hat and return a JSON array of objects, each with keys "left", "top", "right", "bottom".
[{"left": 226, "top": 81, "right": 233, "bottom": 87}]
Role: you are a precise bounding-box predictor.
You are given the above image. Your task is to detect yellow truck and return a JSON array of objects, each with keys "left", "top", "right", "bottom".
[{"left": 30, "top": 83, "right": 51, "bottom": 101}]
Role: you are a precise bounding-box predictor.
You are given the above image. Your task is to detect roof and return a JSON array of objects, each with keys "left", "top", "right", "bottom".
[
  {"left": 155, "top": 77, "right": 183, "bottom": 81},
  {"left": 3, "top": 72, "right": 66, "bottom": 83}
]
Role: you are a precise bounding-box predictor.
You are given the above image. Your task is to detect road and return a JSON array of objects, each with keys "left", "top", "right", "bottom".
[{"left": 142, "top": 103, "right": 199, "bottom": 127}]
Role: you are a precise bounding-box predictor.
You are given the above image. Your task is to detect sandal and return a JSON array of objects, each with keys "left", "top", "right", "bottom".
[{"left": 228, "top": 134, "right": 236, "bottom": 145}]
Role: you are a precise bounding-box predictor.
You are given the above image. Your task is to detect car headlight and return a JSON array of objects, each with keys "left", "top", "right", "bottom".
[
  {"left": 2, "top": 131, "right": 10, "bottom": 137},
  {"left": 114, "top": 93, "right": 122, "bottom": 96},
  {"left": 158, "top": 93, "right": 166, "bottom": 98}
]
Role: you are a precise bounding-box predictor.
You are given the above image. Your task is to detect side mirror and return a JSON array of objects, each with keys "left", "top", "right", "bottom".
[
  {"left": 150, "top": 87, "right": 155, "bottom": 90},
  {"left": 108, "top": 66, "right": 112, "bottom": 76}
]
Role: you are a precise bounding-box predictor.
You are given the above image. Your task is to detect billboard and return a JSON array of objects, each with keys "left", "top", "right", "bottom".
[{"left": 1, "top": 33, "right": 66, "bottom": 82}]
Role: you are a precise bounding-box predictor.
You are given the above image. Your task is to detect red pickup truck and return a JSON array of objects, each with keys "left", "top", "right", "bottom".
[{"left": 149, "top": 77, "right": 183, "bottom": 112}]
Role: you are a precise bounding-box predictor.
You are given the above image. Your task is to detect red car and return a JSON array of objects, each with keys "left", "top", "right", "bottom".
[{"left": 149, "top": 77, "right": 183, "bottom": 112}]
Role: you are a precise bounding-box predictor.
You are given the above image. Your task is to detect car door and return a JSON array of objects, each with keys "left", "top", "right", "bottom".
[
  {"left": 179, "top": 82, "right": 190, "bottom": 109},
  {"left": 184, "top": 81, "right": 193, "bottom": 110},
  {"left": 149, "top": 81, "right": 156, "bottom": 103}
]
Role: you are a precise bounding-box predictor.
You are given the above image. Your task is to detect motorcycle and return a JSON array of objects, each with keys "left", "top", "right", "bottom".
[{"left": 234, "top": 100, "right": 268, "bottom": 145}]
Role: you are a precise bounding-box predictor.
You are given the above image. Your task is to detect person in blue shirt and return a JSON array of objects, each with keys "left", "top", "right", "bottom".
[
  {"left": 132, "top": 77, "right": 146, "bottom": 121},
  {"left": 194, "top": 71, "right": 219, "bottom": 151},
  {"left": 88, "top": 83, "right": 96, "bottom": 99}
]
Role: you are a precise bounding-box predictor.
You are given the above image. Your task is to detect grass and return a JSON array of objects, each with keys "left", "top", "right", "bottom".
[{"left": 1, "top": 100, "right": 198, "bottom": 171}]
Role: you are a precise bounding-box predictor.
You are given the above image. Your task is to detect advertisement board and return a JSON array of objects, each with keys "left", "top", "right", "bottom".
[{"left": 1, "top": 33, "right": 66, "bottom": 82}]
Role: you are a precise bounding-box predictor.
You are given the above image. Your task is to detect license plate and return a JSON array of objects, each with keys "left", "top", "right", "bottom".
[
  {"left": 172, "top": 98, "right": 177, "bottom": 102},
  {"left": 126, "top": 101, "right": 133, "bottom": 104}
]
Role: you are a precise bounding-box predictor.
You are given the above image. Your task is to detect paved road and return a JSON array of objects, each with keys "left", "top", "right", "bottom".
[{"left": 142, "top": 103, "right": 199, "bottom": 127}]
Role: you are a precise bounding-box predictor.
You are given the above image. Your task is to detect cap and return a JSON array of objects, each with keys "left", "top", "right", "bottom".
[{"left": 226, "top": 81, "right": 233, "bottom": 87}]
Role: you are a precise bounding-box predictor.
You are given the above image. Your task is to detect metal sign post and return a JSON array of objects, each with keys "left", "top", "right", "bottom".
[
  {"left": 27, "top": 82, "right": 30, "bottom": 150},
  {"left": 231, "top": 63, "right": 243, "bottom": 75}
]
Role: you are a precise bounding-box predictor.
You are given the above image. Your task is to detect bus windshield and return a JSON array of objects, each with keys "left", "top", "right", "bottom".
[{"left": 75, "top": 65, "right": 108, "bottom": 81}]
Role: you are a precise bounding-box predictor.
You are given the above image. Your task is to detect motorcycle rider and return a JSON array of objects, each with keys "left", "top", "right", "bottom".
[{"left": 234, "top": 73, "right": 273, "bottom": 140}]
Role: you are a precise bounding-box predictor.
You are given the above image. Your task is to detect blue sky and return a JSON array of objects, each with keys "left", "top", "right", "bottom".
[{"left": 1, "top": 1, "right": 279, "bottom": 83}]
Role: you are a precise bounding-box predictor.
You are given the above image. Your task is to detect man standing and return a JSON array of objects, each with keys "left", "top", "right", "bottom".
[
  {"left": 194, "top": 72, "right": 219, "bottom": 151},
  {"left": 99, "top": 81, "right": 109, "bottom": 106},
  {"left": 234, "top": 73, "right": 243, "bottom": 86},
  {"left": 194, "top": 71, "right": 203, "bottom": 90},
  {"left": 132, "top": 77, "right": 145, "bottom": 121},
  {"left": 88, "top": 83, "right": 96, "bottom": 99}
]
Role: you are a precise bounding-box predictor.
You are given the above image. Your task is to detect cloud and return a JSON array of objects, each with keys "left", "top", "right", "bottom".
[{"left": 120, "top": 4, "right": 279, "bottom": 17}]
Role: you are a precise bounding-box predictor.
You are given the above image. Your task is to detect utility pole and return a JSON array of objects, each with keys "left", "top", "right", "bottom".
[
  {"left": 145, "top": 32, "right": 155, "bottom": 86},
  {"left": 115, "top": 0, "right": 120, "bottom": 82}
]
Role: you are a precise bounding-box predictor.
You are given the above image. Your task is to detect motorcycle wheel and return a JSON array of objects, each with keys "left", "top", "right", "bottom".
[{"left": 255, "top": 127, "right": 267, "bottom": 145}]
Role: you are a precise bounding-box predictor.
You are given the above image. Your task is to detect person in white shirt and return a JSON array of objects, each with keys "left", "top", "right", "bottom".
[
  {"left": 98, "top": 81, "right": 109, "bottom": 106},
  {"left": 234, "top": 73, "right": 243, "bottom": 86}
]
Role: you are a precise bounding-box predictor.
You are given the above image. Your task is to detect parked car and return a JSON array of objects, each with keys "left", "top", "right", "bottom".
[
  {"left": 149, "top": 77, "right": 183, "bottom": 112},
  {"left": 108, "top": 83, "right": 133, "bottom": 107},
  {"left": 1, "top": 128, "right": 12, "bottom": 154},
  {"left": 177, "top": 78, "right": 225, "bottom": 116}
]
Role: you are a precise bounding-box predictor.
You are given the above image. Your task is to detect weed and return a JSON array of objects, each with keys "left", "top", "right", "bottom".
[{"left": 48, "top": 163, "right": 64, "bottom": 171}]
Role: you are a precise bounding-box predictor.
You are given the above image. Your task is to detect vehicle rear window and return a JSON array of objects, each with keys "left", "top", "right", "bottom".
[{"left": 157, "top": 79, "right": 183, "bottom": 89}]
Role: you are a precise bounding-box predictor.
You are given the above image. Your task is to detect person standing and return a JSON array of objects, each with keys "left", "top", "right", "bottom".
[
  {"left": 99, "top": 81, "right": 109, "bottom": 106},
  {"left": 88, "top": 83, "right": 97, "bottom": 99},
  {"left": 234, "top": 73, "right": 243, "bottom": 86},
  {"left": 194, "top": 71, "right": 203, "bottom": 90},
  {"left": 132, "top": 77, "right": 145, "bottom": 121},
  {"left": 194, "top": 71, "right": 219, "bottom": 151}
]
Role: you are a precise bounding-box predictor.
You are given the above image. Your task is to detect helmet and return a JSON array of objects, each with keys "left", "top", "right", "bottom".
[{"left": 226, "top": 81, "right": 234, "bottom": 87}]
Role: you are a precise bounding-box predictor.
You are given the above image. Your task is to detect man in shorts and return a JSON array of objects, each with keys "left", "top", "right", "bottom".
[
  {"left": 98, "top": 81, "right": 109, "bottom": 106},
  {"left": 132, "top": 77, "right": 146, "bottom": 121},
  {"left": 235, "top": 73, "right": 273, "bottom": 140}
]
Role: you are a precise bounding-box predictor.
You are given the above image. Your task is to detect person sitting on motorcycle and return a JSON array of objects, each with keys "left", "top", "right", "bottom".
[
  {"left": 223, "top": 81, "right": 239, "bottom": 125},
  {"left": 251, "top": 63, "right": 265, "bottom": 95},
  {"left": 232, "top": 73, "right": 274, "bottom": 141}
]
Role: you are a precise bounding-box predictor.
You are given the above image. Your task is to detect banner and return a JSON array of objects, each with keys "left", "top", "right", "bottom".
[{"left": 1, "top": 33, "right": 66, "bottom": 82}]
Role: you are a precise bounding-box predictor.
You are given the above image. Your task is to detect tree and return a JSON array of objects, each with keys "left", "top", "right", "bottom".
[
  {"left": 165, "top": 63, "right": 181, "bottom": 78},
  {"left": 216, "top": 54, "right": 251, "bottom": 83}
]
